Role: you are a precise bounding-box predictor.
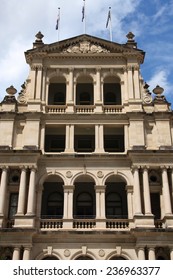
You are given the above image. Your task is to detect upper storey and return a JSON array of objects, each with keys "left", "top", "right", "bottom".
[
  {"left": 19, "top": 32, "right": 148, "bottom": 113},
  {"left": 0, "top": 32, "right": 171, "bottom": 114}
]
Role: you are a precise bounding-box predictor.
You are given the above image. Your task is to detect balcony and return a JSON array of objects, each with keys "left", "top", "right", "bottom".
[{"left": 45, "top": 105, "right": 124, "bottom": 114}]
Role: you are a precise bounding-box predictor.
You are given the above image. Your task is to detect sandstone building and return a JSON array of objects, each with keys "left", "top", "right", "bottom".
[{"left": 0, "top": 32, "right": 173, "bottom": 260}]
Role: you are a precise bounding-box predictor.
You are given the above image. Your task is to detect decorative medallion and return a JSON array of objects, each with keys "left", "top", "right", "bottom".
[
  {"left": 64, "top": 249, "right": 71, "bottom": 257},
  {"left": 97, "top": 171, "right": 104, "bottom": 178},
  {"left": 66, "top": 171, "right": 73, "bottom": 178},
  {"left": 99, "top": 249, "right": 105, "bottom": 257}
]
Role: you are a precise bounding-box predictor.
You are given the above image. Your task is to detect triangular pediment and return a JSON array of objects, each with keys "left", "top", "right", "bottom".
[{"left": 25, "top": 34, "right": 145, "bottom": 62}]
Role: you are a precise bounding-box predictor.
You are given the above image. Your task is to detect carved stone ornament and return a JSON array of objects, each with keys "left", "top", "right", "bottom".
[
  {"left": 66, "top": 171, "right": 73, "bottom": 178},
  {"left": 97, "top": 171, "right": 104, "bottom": 178},
  {"left": 63, "top": 41, "right": 110, "bottom": 54},
  {"left": 98, "top": 249, "right": 105, "bottom": 257},
  {"left": 143, "top": 94, "right": 153, "bottom": 104},
  {"left": 64, "top": 249, "right": 71, "bottom": 257}
]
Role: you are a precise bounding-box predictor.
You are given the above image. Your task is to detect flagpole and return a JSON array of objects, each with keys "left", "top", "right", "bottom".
[
  {"left": 82, "top": 0, "right": 86, "bottom": 34},
  {"left": 109, "top": 7, "right": 113, "bottom": 42},
  {"left": 106, "top": 7, "right": 113, "bottom": 42},
  {"left": 56, "top": 7, "right": 60, "bottom": 41},
  {"left": 58, "top": 7, "right": 60, "bottom": 41}
]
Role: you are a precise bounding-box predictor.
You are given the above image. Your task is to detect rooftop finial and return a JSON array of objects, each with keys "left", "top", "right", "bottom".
[
  {"left": 33, "top": 31, "right": 44, "bottom": 48},
  {"left": 126, "top": 32, "right": 137, "bottom": 48}
]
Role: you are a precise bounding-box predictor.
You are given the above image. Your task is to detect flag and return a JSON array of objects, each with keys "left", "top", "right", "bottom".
[
  {"left": 56, "top": 8, "right": 60, "bottom": 30},
  {"left": 106, "top": 8, "right": 111, "bottom": 28},
  {"left": 82, "top": 0, "right": 85, "bottom": 22}
]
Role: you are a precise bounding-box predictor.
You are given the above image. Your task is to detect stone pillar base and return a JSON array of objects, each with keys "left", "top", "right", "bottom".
[
  {"left": 164, "top": 215, "right": 173, "bottom": 228},
  {"left": 63, "top": 219, "right": 73, "bottom": 229},
  {"left": 14, "top": 215, "right": 35, "bottom": 228},
  {"left": 96, "top": 219, "right": 106, "bottom": 229},
  {"left": 134, "top": 214, "right": 155, "bottom": 228}
]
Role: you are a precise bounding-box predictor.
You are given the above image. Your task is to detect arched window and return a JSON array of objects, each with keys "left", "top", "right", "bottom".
[
  {"left": 103, "top": 76, "right": 121, "bottom": 105},
  {"left": 106, "top": 192, "right": 122, "bottom": 218},
  {"left": 76, "top": 76, "right": 93, "bottom": 105},
  {"left": 48, "top": 77, "right": 66, "bottom": 105},
  {"left": 76, "top": 192, "right": 93, "bottom": 218},
  {"left": 47, "top": 192, "right": 63, "bottom": 217}
]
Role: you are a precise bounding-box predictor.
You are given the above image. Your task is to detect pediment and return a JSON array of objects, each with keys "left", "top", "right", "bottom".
[{"left": 25, "top": 34, "right": 144, "bottom": 62}]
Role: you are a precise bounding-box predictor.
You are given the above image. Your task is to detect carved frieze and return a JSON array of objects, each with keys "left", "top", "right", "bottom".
[{"left": 63, "top": 41, "right": 110, "bottom": 54}]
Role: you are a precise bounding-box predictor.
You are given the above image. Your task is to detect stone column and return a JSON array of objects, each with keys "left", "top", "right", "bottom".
[
  {"left": 42, "top": 67, "right": 47, "bottom": 101},
  {"left": 142, "top": 167, "right": 152, "bottom": 214},
  {"left": 0, "top": 167, "right": 8, "bottom": 215},
  {"left": 161, "top": 167, "right": 172, "bottom": 215},
  {"left": 95, "top": 185, "right": 106, "bottom": 228},
  {"left": 95, "top": 185, "right": 106, "bottom": 219},
  {"left": 23, "top": 247, "right": 31, "bottom": 260},
  {"left": 68, "top": 68, "right": 74, "bottom": 102},
  {"left": 123, "top": 67, "right": 128, "bottom": 101},
  {"left": 148, "top": 247, "right": 156, "bottom": 260},
  {"left": 127, "top": 65, "right": 134, "bottom": 99},
  {"left": 138, "top": 247, "right": 145, "bottom": 260},
  {"left": 65, "top": 125, "right": 74, "bottom": 153},
  {"left": 133, "top": 65, "right": 140, "bottom": 99},
  {"left": 40, "top": 123, "right": 45, "bottom": 151},
  {"left": 63, "top": 185, "right": 75, "bottom": 228},
  {"left": 26, "top": 167, "right": 37, "bottom": 215},
  {"left": 171, "top": 168, "right": 173, "bottom": 207},
  {"left": 95, "top": 125, "right": 104, "bottom": 153},
  {"left": 124, "top": 124, "right": 129, "bottom": 152},
  {"left": 30, "top": 66, "right": 37, "bottom": 99},
  {"left": 16, "top": 167, "right": 27, "bottom": 215},
  {"left": 35, "top": 65, "right": 42, "bottom": 100},
  {"left": 133, "top": 167, "right": 142, "bottom": 215},
  {"left": 12, "top": 247, "right": 20, "bottom": 260},
  {"left": 126, "top": 185, "right": 133, "bottom": 219},
  {"left": 95, "top": 68, "right": 101, "bottom": 102}
]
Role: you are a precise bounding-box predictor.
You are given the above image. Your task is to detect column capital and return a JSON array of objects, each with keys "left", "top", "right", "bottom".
[
  {"left": 28, "top": 165, "right": 37, "bottom": 172},
  {"left": 126, "top": 185, "right": 133, "bottom": 192},
  {"left": 0, "top": 165, "right": 9, "bottom": 171},
  {"left": 142, "top": 165, "right": 150, "bottom": 171},
  {"left": 160, "top": 165, "right": 169, "bottom": 171},
  {"left": 19, "top": 165, "right": 28, "bottom": 171},
  {"left": 63, "top": 185, "right": 75, "bottom": 192},
  {"left": 94, "top": 185, "right": 106, "bottom": 192},
  {"left": 131, "top": 165, "right": 140, "bottom": 172}
]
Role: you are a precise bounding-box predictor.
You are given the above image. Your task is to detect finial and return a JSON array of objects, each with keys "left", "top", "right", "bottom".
[
  {"left": 35, "top": 31, "right": 44, "bottom": 42},
  {"left": 153, "top": 85, "right": 164, "bottom": 96},
  {"left": 6, "top": 85, "right": 17, "bottom": 96},
  {"left": 126, "top": 32, "right": 137, "bottom": 48}
]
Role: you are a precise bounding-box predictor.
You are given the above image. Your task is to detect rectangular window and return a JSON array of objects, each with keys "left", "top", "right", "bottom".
[{"left": 75, "top": 136, "right": 95, "bottom": 152}]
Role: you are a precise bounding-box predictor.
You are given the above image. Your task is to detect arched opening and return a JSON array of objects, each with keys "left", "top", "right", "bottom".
[
  {"left": 73, "top": 175, "right": 96, "bottom": 219},
  {"left": 75, "top": 255, "right": 93, "bottom": 260},
  {"left": 41, "top": 175, "right": 64, "bottom": 219},
  {"left": 109, "top": 256, "right": 127, "bottom": 260},
  {"left": 42, "top": 256, "right": 59, "bottom": 260},
  {"left": 105, "top": 175, "right": 127, "bottom": 219},
  {"left": 48, "top": 76, "right": 66, "bottom": 105},
  {"left": 103, "top": 76, "right": 121, "bottom": 105},
  {"left": 76, "top": 75, "right": 93, "bottom": 105}
]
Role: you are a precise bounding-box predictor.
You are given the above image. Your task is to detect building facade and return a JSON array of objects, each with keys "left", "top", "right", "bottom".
[{"left": 0, "top": 32, "right": 173, "bottom": 260}]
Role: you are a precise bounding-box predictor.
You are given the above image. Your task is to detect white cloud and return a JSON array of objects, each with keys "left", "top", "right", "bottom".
[{"left": 148, "top": 69, "right": 172, "bottom": 97}]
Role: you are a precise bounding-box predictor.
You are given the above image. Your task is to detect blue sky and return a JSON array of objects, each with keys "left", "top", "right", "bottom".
[{"left": 0, "top": 0, "right": 172, "bottom": 105}]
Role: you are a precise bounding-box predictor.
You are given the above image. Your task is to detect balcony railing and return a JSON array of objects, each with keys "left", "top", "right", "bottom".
[
  {"left": 40, "top": 219, "right": 63, "bottom": 229},
  {"left": 46, "top": 105, "right": 67, "bottom": 113},
  {"left": 73, "top": 219, "right": 96, "bottom": 229},
  {"left": 103, "top": 105, "right": 123, "bottom": 113},
  {"left": 106, "top": 219, "right": 129, "bottom": 229},
  {"left": 75, "top": 105, "right": 95, "bottom": 113}
]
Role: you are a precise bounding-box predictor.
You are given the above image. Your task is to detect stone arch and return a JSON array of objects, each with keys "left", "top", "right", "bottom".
[
  {"left": 38, "top": 171, "right": 66, "bottom": 188},
  {"left": 72, "top": 172, "right": 98, "bottom": 185},
  {"left": 75, "top": 74, "right": 94, "bottom": 105},
  {"left": 107, "top": 251, "right": 131, "bottom": 260},
  {"left": 47, "top": 73, "right": 67, "bottom": 106},
  {"left": 102, "top": 73, "right": 122, "bottom": 106},
  {"left": 103, "top": 172, "right": 129, "bottom": 186},
  {"left": 71, "top": 250, "right": 96, "bottom": 260},
  {"left": 35, "top": 251, "right": 61, "bottom": 260}
]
